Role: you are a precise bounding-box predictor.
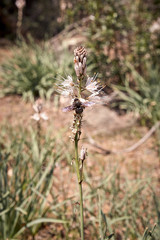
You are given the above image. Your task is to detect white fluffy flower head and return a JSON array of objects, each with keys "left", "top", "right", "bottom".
[
  {"left": 58, "top": 75, "right": 76, "bottom": 97},
  {"left": 86, "top": 75, "right": 103, "bottom": 98}
]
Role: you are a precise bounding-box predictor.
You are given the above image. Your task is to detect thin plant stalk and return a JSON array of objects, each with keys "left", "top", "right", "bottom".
[
  {"left": 15, "top": 0, "right": 26, "bottom": 39},
  {"left": 37, "top": 120, "right": 41, "bottom": 154},
  {"left": 76, "top": 74, "right": 85, "bottom": 239},
  {"left": 78, "top": 76, "right": 83, "bottom": 98},
  {"left": 60, "top": 46, "right": 99, "bottom": 239},
  {"left": 79, "top": 180, "right": 84, "bottom": 240},
  {"left": 17, "top": 7, "right": 23, "bottom": 38},
  {"left": 31, "top": 98, "right": 48, "bottom": 167},
  {"left": 74, "top": 130, "right": 84, "bottom": 240}
]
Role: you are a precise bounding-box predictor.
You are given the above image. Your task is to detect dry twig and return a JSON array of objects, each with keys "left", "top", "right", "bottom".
[{"left": 88, "top": 121, "right": 160, "bottom": 154}]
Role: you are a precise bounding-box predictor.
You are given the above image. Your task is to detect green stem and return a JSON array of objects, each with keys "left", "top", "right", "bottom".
[
  {"left": 37, "top": 121, "right": 41, "bottom": 155},
  {"left": 75, "top": 73, "right": 85, "bottom": 239},
  {"left": 3, "top": 216, "right": 6, "bottom": 240},
  {"left": 79, "top": 181, "right": 84, "bottom": 240},
  {"left": 17, "top": 8, "right": 23, "bottom": 39},
  {"left": 74, "top": 132, "right": 84, "bottom": 240},
  {"left": 78, "top": 76, "right": 83, "bottom": 98},
  {"left": 79, "top": 81, "right": 81, "bottom": 98},
  {"left": 74, "top": 133, "right": 80, "bottom": 182}
]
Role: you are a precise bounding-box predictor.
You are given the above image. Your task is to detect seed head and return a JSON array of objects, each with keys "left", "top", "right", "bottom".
[{"left": 74, "top": 46, "right": 87, "bottom": 77}]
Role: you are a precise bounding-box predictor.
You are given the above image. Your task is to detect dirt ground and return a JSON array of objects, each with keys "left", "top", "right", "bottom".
[{"left": 0, "top": 93, "right": 159, "bottom": 192}]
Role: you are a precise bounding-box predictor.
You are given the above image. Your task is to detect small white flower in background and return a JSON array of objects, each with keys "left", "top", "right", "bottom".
[
  {"left": 15, "top": 0, "right": 26, "bottom": 9},
  {"left": 40, "top": 112, "right": 48, "bottom": 120},
  {"left": 33, "top": 99, "right": 43, "bottom": 113},
  {"left": 8, "top": 168, "right": 13, "bottom": 177},
  {"left": 150, "top": 18, "right": 160, "bottom": 33},
  {"left": 31, "top": 113, "right": 40, "bottom": 121},
  {"left": 31, "top": 99, "right": 48, "bottom": 122},
  {"left": 31, "top": 112, "right": 48, "bottom": 121}
]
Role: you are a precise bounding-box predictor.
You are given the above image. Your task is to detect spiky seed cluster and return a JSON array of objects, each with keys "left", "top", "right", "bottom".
[
  {"left": 15, "top": 0, "right": 26, "bottom": 9},
  {"left": 74, "top": 46, "right": 87, "bottom": 77}
]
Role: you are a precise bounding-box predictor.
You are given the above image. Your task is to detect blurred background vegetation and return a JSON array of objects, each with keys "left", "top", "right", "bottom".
[
  {"left": 0, "top": 0, "right": 160, "bottom": 122},
  {"left": 0, "top": 0, "right": 160, "bottom": 239}
]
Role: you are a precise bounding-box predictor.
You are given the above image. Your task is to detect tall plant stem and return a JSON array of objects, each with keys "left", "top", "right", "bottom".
[
  {"left": 37, "top": 121, "right": 41, "bottom": 154},
  {"left": 79, "top": 181, "right": 84, "bottom": 240},
  {"left": 78, "top": 76, "right": 83, "bottom": 98},
  {"left": 74, "top": 72, "right": 84, "bottom": 239},
  {"left": 17, "top": 8, "right": 23, "bottom": 38},
  {"left": 74, "top": 132, "right": 84, "bottom": 240}
]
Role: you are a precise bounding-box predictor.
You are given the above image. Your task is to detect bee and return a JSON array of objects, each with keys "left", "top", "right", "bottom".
[{"left": 62, "top": 98, "right": 94, "bottom": 114}]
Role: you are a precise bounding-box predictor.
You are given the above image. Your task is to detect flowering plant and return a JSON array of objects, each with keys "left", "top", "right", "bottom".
[
  {"left": 15, "top": 0, "right": 26, "bottom": 37},
  {"left": 58, "top": 46, "right": 102, "bottom": 239}
]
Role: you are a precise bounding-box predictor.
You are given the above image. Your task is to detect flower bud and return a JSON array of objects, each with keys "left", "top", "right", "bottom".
[
  {"left": 82, "top": 57, "right": 86, "bottom": 68},
  {"left": 80, "top": 146, "right": 87, "bottom": 161},
  {"left": 74, "top": 46, "right": 87, "bottom": 77}
]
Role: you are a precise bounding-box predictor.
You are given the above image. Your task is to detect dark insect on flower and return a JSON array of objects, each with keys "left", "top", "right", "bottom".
[{"left": 62, "top": 98, "right": 94, "bottom": 114}]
